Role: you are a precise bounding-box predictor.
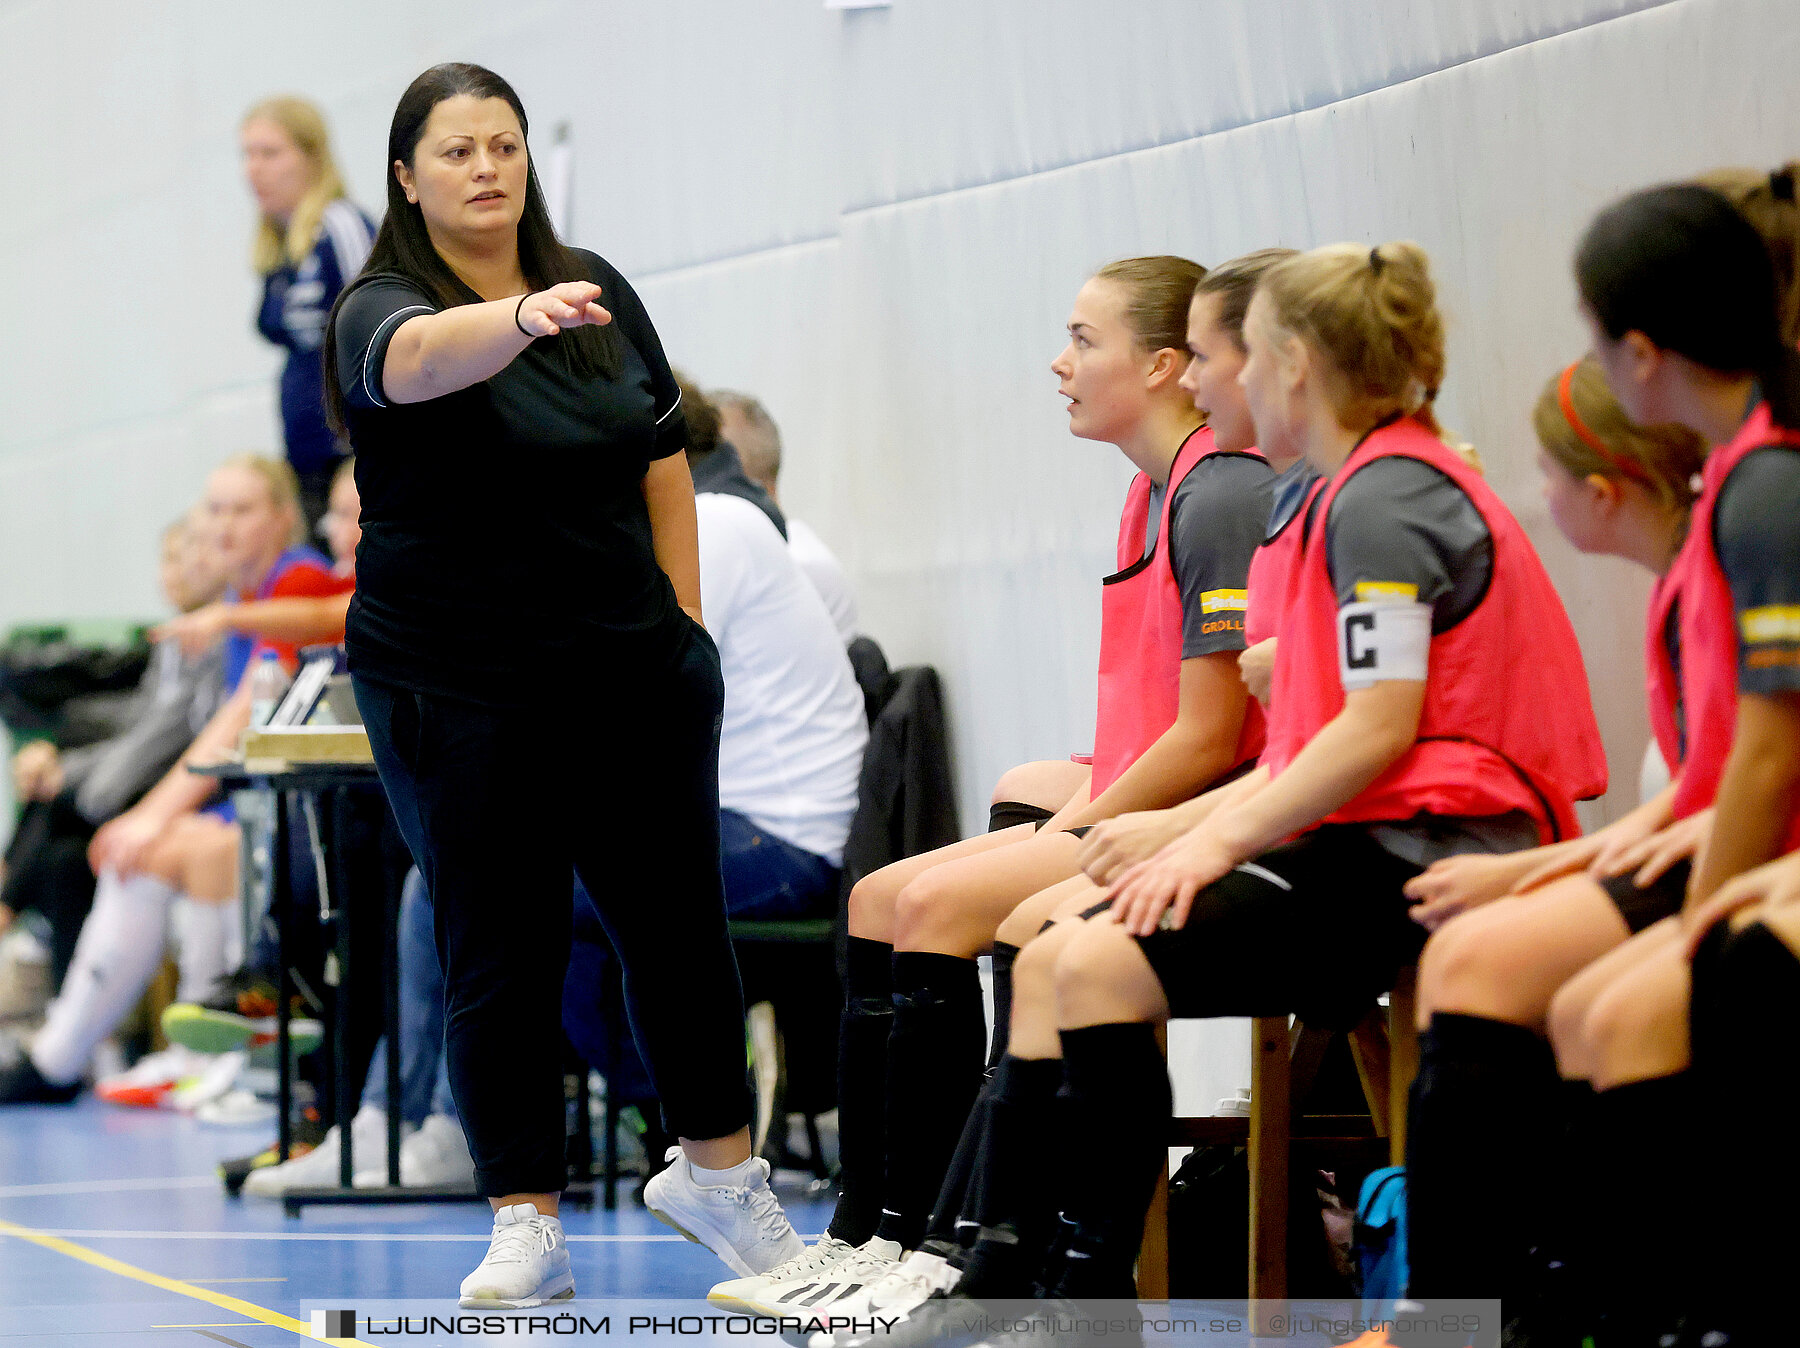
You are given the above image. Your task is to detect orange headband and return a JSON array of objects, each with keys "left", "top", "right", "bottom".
[{"left": 1557, "top": 362, "right": 1655, "bottom": 487}]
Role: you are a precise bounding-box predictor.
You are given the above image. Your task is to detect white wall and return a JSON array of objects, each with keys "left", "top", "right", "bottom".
[{"left": 3, "top": 0, "right": 1795, "bottom": 846}]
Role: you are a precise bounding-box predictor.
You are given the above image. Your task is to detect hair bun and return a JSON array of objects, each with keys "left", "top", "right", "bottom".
[{"left": 1772, "top": 166, "right": 1797, "bottom": 203}]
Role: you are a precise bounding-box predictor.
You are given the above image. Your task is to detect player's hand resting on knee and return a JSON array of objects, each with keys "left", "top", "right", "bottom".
[
  {"left": 1103, "top": 828, "right": 1237, "bottom": 937},
  {"left": 1683, "top": 847, "right": 1800, "bottom": 956},
  {"left": 1404, "top": 850, "right": 1547, "bottom": 931},
  {"left": 1600, "top": 808, "right": 1713, "bottom": 889},
  {"left": 1076, "top": 809, "right": 1190, "bottom": 886}
]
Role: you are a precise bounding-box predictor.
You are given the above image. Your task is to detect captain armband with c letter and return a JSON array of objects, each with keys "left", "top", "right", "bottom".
[{"left": 1337, "top": 581, "right": 1432, "bottom": 689}]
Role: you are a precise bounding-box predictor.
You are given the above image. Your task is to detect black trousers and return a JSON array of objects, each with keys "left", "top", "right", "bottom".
[
  {"left": 353, "top": 621, "right": 752, "bottom": 1197},
  {"left": 1, "top": 792, "right": 99, "bottom": 987}
]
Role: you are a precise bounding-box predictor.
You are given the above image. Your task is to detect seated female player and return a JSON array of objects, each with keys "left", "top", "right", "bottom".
[
  {"left": 1542, "top": 178, "right": 1800, "bottom": 1344},
  {"left": 718, "top": 255, "right": 1275, "bottom": 1310},
  {"left": 754, "top": 247, "right": 1322, "bottom": 1336},
  {"left": 1391, "top": 359, "right": 1705, "bottom": 1316},
  {"left": 903, "top": 242, "right": 1608, "bottom": 1327}
]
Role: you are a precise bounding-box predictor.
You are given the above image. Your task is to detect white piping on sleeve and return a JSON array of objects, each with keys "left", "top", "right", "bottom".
[{"left": 361, "top": 306, "right": 433, "bottom": 408}]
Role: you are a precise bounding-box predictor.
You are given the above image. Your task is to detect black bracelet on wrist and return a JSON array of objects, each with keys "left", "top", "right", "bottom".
[{"left": 515, "top": 293, "right": 534, "bottom": 337}]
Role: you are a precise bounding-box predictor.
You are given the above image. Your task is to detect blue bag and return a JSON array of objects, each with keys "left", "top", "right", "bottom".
[{"left": 1355, "top": 1165, "right": 1409, "bottom": 1307}]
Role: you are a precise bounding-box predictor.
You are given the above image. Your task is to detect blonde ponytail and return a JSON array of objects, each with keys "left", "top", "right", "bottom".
[{"left": 1256, "top": 242, "right": 1447, "bottom": 437}]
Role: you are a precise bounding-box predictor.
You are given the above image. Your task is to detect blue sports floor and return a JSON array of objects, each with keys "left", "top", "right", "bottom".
[
  {"left": 0, "top": 1100, "right": 1352, "bottom": 1346},
  {"left": 0, "top": 1097, "right": 838, "bottom": 1346}
]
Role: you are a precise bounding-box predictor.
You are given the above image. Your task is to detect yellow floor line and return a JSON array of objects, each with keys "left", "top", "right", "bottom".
[{"left": 0, "top": 1215, "right": 372, "bottom": 1346}]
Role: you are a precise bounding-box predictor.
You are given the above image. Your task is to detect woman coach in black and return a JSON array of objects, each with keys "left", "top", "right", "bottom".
[{"left": 324, "top": 63, "right": 802, "bottom": 1308}]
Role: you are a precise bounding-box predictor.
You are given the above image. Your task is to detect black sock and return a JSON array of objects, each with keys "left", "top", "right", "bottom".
[
  {"left": 1403, "top": 1013, "right": 1563, "bottom": 1300},
  {"left": 988, "top": 801, "right": 1045, "bottom": 833},
  {"left": 1690, "top": 921, "right": 1800, "bottom": 1335},
  {"left": 873, "top": 951, "right": 987, "bottom": 1250},
  {"left": 986, "top": 942, "right": 1019, "bottom": 1069},
  {"left": 922, "top": 1072, "right": 999, "bottom": 1248},
  {"left": 1583, "top": 1073, "right": 1695, "bottom": 1336},
  {"left": 827, "top": 936, "right": 894, "bottom": 1246},
  {"left": 1051, "top": 1022, "right": 1171, "bottom": 1298},
  {"left": 956, "top": 1054, "right": 1066, "bottom": 1296}
]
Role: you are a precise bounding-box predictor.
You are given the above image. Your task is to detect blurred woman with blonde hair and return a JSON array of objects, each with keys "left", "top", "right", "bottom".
[{"left": 243, "top": 95, "right": 374, "bottom": 532}]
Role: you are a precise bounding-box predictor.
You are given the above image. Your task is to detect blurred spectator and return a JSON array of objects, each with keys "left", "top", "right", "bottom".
[
  {"left": 156, "top": 457, "right": 359, "bottom": 658},
  {"left": 243, "top": 96, "right": 374, "bottom": 533},
  {"left": 0, "top": 456, "right": 347, "bottom": 1104},
  {"left": 673, "top": 372, "right": 786, "bottom": 539},
  {"left": 0, "top": 515, "right": 227, "bottom": 1018},
  {"left": 714, "top": 390, "right": 858, "bottom": 642}
]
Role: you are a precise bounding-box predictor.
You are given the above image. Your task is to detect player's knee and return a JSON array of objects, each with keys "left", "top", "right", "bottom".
[
  {"left": 893, "top": 869, "right": 968, "bottom": 946},
  {"left": 1052, "top": 919, "right": 1133, "bottom": 999},
  {"left": 847, "top": 869, "right": 899, "bottom": 938}
]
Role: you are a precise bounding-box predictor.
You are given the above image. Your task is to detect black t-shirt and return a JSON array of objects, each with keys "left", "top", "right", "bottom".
[
  {"left": 1167, "top": 454, "right": 1274, "bottom": 658},
  {"left": 1325, "top": 457, "right": 1493, "bottom": 631},
  {"left": 1715, "top": 445, "right": 1800, "bottom": 696},
  {"left": 334, "top": 249, "right": 688, "bottom": 703}
]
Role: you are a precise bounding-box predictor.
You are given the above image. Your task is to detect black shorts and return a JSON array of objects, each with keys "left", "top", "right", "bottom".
[
  {"left": 1599, "top": 859, "right": 1690, "bottom": 935},
  {"left": 1085, "top": 824, "right": 1429, "bottom": 1031},
  {"left": 991, "top": 802, "right": 1092, "bottom": 840}
]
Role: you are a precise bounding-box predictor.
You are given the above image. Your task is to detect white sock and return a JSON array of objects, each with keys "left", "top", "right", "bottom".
[
  {"left": 690, "top": 1156, "right": 761, "bottom": 1186},
  {"left": 30, "top": 870, "right": 177, "bottom": 1084},
  {"left": 170, "top": 896, "right": 234, "bottom": 1002}
]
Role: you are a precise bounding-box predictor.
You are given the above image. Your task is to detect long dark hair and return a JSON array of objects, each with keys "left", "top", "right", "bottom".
[
  {"left": 323, "top": 62, "right": 620, "bottom": 432},
  {"left": 1575, "top": 182, "right": 1800, "bottom": 429}
]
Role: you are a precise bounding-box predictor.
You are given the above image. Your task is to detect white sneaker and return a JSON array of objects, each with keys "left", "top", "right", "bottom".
[
  {"left": 194, "top": 1087, "right": 275, "bottom": 1127},
  {"left": 642, "top": 1146, "right": 805, "bottom": 1277},
  {"left": 754, "top": 1235, "right": 904, "bottom": 1315},
  {"left": 708, "top": 1234, "right": 858, "bottom": 1312},
  {"left": 355, "top": 1113, "right": 474, "bottom": 1189},
  {"left": 171, "top": 1050, "right": 247, "bottom": 1112},
  {"left": 809, "top": 1248, "right": 963, "bottom": 1345},
  {"left": 242, "top": 1107, "right": 393, "bottom": 1196},
  {"left": 95, "top": 1045, "right": 215, "bottom": 1108},
  {"left": 459, "top": 1202, "right": 574, "bottom": 1309}
]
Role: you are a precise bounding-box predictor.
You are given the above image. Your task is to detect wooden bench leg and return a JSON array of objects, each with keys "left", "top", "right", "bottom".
[
  {"left": 1248, "top": 1015, "right": 1288, "bottom": 1331},
  {"left": 1346, "top": 1004, "right": 1393, "bottom": 1139},
  {"left": 1138, "top": 1157, "right": 1171, "bottom": 1299},
  {"left": 1388, "top": 967, "right": 1420, "bottom": 1167}
]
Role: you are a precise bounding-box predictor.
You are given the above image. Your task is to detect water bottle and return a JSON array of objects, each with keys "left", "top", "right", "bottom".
[{"left": 250, "top": 650, "right": 291, "bottom": 727}]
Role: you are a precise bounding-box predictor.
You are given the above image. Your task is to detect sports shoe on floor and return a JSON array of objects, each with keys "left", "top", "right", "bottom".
[
  {"left": 95, "top": 1044, "right": 216, "bottom": 1108},
  {"left": 161, "top": 968, "right": 322, "bottom": 1056},
  {"left": 242, "top": 1107, "right": 394, "bottom": 1196},
  {"left": 171, "top": 1050, "right": 247, "bottom": 1112},
  {"left": 808, "top": 1248, "right": 964, "bottom": 1346},
  {"left": 708, "top": 1234, "right": 858, "bottom": 1313},
  {"left": 355, "top": 1112, "right": 474, "bottom": 1189},
  {"left": 218, "top": 1111, "right": 326, "bottom": 1194},
  {"left": 642, "top": 1146, "right": 805, "bottom": 1278},
  {"left": 459, "top": 1202, "right": 575, "bottom": 1309},
  {"left": 0, "top": 1055, "right": 81, "bottom": 1104},
  {"left": 753, "top": 1235, "right": 904, "bottom": 1316},
  {"left": 195, "top": 1087, "right": 275, "bottom": 1127}
]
